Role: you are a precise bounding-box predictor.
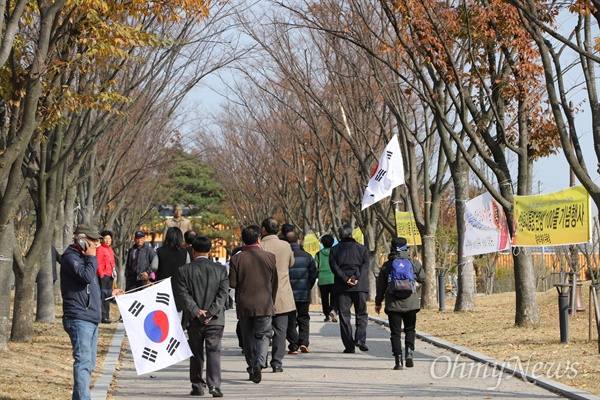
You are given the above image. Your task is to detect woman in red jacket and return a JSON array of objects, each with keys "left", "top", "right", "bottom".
[{"left": 97, "top": 230, "right": 116, "bottom": 323}]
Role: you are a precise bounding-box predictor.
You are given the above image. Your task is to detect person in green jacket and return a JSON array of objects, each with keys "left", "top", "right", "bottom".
[{"left": 315, "top": 234, "right": 338, "bottom": 322}]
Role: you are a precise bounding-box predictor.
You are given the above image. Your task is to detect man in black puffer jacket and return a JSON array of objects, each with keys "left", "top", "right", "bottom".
[{"left": 285, "top": 231, "right": 317, "bottom": 354}]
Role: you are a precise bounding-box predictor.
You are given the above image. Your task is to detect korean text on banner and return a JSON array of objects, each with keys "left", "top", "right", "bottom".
[
  {"left": 463, "top": 192, "right": 511, "bottom": 256},
  {"left": 361, "top": 134, "right": 405, "bottom": 210},
  {"left": 115, "top": 278, "right": 192, "bottom": 375},
  {"left": 303, "top": 234, "right": 320, "bottom": 257},
  {"left": 395, "top": 211, "right": 422, "bottom": 245},
  {"left": 512, "top": 185, "right": 591, "bottom": 247}
]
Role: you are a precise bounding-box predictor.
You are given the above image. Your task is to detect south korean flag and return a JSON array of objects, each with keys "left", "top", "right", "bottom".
[
  {"left": 115, "top": 278, "right": 192, "bottom": 375},
  {"left": 361, "top": 134, "right": 405, "bottom": 211}
]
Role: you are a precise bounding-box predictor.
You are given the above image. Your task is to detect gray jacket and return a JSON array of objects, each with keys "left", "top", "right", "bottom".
[
  {"left": 177, "top": 257, "right": 229, "bottom": 328},
  {"left": 375, "top": 250, "right": 425, "bottom": 313}
]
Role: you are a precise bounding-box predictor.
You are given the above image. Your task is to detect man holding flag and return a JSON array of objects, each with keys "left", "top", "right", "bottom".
[{"left": 178, "top": 236, "right": 229, "bottom": 397}]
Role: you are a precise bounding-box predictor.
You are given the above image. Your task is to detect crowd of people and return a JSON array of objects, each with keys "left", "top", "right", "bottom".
[{"left": 60, "top": 207, "right": 423, "bottom": 399}]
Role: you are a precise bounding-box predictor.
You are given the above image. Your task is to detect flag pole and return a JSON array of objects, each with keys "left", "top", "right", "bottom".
[{"left": 105, "top": 278, "right": 169, "bottom": 300}]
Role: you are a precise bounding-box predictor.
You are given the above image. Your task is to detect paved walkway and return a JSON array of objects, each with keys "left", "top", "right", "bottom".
[{"left": 96, "top": 309, "right": 598, "bottom": 399}]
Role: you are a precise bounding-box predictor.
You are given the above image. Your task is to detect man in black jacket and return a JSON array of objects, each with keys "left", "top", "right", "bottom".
[
  {"left": 285, "top": 232, "right": 317, "bottom": 354},
  {"left": 61, "top": 223, "right": 123, "bottom": 400},
  {"left": 125, "top": 230, "right": 156, "bottom": 291},
  {"left": 178, "top": 236, "right": 229, "bottom": 397},
  {"left": 329, "top": 224, "right": 371, "bottom": 353}
]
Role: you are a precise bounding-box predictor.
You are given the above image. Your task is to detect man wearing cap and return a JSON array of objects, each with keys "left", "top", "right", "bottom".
[
  {"left": 125, "top": 230, "right": 157, "bottom": 291},
  {"left": 375, "top": 237, "right": 425, "bottom": 370},
  {"left": 61, "top": 223, "right": 124, "bottom": 400}
]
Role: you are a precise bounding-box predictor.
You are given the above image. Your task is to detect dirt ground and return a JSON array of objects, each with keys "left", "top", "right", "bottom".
[{"left": 1, "top": 288, "right": 599, "bottom": 399}]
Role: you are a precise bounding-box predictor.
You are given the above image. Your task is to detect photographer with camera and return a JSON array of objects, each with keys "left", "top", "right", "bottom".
[{"left": 61, "top": 223, "right": 124, "bottom": 400}]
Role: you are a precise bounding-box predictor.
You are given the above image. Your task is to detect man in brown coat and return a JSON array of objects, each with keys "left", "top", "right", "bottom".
[
  {"left": 260, "top": 217, "right": 295, "bottom": 373},
  {"left": 229, "top": 225, "right": 278, "bottom": 384}
]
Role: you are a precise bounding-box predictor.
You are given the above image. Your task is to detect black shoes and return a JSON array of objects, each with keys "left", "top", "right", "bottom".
[
  {"left": 343, "top": 348, "right": 355, "bottom": 353},
  {"left": 355, "top": 341, "right": 369, "bottom": 352},
  {"left": 101, "top": 319, "right": 112, "bottom": 324},
  {"left": 405, "top": 348, "right": 414, "bottom": 368},
  {"left": 251, "top": 366, "right": 262, "bottom": 383},
  {"left": 209, "top": 386, "right": 223, "bottom": 397},
  {"left": 272, "top": 366, "right": 283, "bottom": 373},
  {"left": 394, "top": 354, "right": 403, "bottom": 370},
  {"left": 190, "top": 387, "right": 203, "bottom": 396}
]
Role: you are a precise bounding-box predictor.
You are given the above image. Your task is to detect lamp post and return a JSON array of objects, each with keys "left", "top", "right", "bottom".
[
  {"left": 555, "top": 282, "right": 570, "bottom": 343},
  {"left": 435, "top": 266, "right": 448, "bottom": 311}
]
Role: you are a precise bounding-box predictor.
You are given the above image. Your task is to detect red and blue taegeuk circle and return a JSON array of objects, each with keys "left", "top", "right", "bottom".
[{"left": 143, "top": 310, "right": 169, "bottom": 343}]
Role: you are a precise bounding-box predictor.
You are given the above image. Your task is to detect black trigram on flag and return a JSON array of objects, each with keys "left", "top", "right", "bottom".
[
  {"left": 142, "top": 347, "right": 158, "bottom": 362},
  {"left": 374, "top": 169, "right": 387, "bottom": 182},
  {"left": 156, "top": 292, "right": 170, "bottom": 306},
  {"left": 128, "top": 300, "right": 145, "bottom": 317},
  {"left": 386, "top": 150, "right": 393, "bottom": 160},
  {"left": 166, "top": 337, "right": 180, "bottom": 356}
]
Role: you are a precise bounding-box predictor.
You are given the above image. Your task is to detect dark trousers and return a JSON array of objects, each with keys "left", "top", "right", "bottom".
[
  {"left": 239, "top": 316, "right": 272, "bottom": 370},
  {"left": 270, "top": 313, "right": 288, "bottom": 368},
  {"left": 286, "top": 302, "right": 310, "bottom": 350},
  {"left": 337, "top": 291, "right": 368, "bottom": 351},
  {"left": 99, "top": 276, "right": 113, "bottom": 320},
  {"left": 319, "top": 284, "right": 337, "bottom": 316},
  {"left": 388, "top": 310, "right": 418, "bottom": 355},
  {"left": 187, "top": 324, "right": 224, "bottom": 391}
]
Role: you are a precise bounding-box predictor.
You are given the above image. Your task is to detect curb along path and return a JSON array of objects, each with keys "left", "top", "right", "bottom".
[{"left": 94, "top": 309, "right": 598, "bottom": 399}]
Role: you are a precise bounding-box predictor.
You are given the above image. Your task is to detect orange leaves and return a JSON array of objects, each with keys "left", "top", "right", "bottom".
[{"left": 568, "top": 0, "right": 597, "bottom": 16}]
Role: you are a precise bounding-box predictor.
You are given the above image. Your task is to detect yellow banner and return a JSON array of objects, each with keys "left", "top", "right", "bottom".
[
  {"left": 512, "top": 185, "right": 591, "bottom": 246},
  {"left": 352, "top": 228, "right": 364, "bottom": 245},
  {"left": 395, "top": 211, "right": 422, "bottom": 245},
  {"left": 302, "top": 233, "right": 320, "bottom": 257}
]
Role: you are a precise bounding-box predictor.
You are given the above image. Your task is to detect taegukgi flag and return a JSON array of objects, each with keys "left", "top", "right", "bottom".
[
  {"left": 361, "top": 134, "right": 405, "bottom": 210},
  {"left": 115, "top": 278, "right": 192, "bottom": 375}
]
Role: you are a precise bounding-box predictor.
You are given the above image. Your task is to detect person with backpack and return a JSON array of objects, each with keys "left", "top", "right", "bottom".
[
  {"left": 315, "top": 234, "right": 338, "bottom": 322},
  {"left": 375, "top": 237, "right": 425, "bottom": 370}
]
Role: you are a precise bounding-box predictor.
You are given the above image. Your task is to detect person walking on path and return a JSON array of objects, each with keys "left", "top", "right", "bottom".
[
  {"left": 315, "top": 234, "right": 338, "bottom": 322},
  {"left": 178, "top": 236, "right": 229, "bottom": 397},
  {"left": 96, "top": 230, "right": 116, "bottom": 323},
  {"left": 259, "top": 217, "right": 295, "bottom": 372},
  {"left": 329, "top": 224, "right": 370, "bottom": 353},
  {"left": 156, "top": 227, "right": 190, "bottom": 316},
  {"left": 229, "top": 225, "right": 278, "bottom": 384},
  {"left": 375, "top": 237, "right": 425, "bottom": 370},
  {"left": 285, "top": 231, "right": 317, "bottom": 354},
  {"left": 61, "top": 223, "right": 123, "bottom": 400}
]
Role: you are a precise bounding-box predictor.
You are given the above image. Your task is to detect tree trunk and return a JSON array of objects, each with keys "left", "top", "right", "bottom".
[
  {"left": 514, "top": 247, "right": 539, "bottom": 326},
  {"left": 454, "top": 162, "right": 475, "bottom": 311},
  {"left": 421, "top": 234, "right": 437, "bottom": 308},
  {"left": 54, "top": 203, "right": 65, "bottom": 304},
  {"left": 0, "top": 223, "right": 15, "bottom": 351},
  {"left": 10, "top": 267, "right": 37, "bottom": 342},
  {"left": 35, "top": 243, "right": 55, "bottom": 322},
  {"left": 455, "top": 258, "right": 475, "bottom": 311}
]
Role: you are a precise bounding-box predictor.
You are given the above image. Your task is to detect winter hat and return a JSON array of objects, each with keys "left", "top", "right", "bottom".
[{"left": 391, "top": 237, "right": 408, "bottom": 252}]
